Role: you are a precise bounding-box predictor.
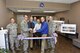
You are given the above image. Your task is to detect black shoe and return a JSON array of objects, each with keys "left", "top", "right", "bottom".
[{"left": 30, "top": 48, "right": 33, "bottom": 50}]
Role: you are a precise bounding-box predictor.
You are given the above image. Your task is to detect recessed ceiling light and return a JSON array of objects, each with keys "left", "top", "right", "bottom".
[
  {"left": 43, "top": 11, "right": 56, "bottom": 13},
  {"left": 17, "top": 10, "right": 31, "bottom": 12}
]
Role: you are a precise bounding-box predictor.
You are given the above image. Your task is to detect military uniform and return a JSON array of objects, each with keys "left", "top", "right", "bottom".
[
  {"left": 6, "top": 23, "right": 18, "bottom": 53},
  {"left": 48, "top": 21, "right": 56, "bottom": 35},
  {"left": 21, "top": 20, "right": 30, "bottom": 53},
  {"left": 48, "top": 20, "right": 57, "bottom": 53}
]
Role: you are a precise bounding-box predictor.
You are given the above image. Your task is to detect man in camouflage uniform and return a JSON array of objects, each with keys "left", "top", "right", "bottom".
[
  {"left": 6, "top": 18, "right": 18, "bottom": 53},
  {"left": 48, "top": 16, "right": 57, "bottom": 53},
  {"left": 20, "top": 15, "right": 31, "bottom": 53}
]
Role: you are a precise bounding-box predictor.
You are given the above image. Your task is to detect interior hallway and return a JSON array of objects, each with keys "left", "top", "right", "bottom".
[{"left": 16, "top": 35, "right": 80, "bottom": 53}]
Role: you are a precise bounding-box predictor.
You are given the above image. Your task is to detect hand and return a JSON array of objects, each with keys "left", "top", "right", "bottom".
[
  {"left": 29, "top": 28, "right": 32, "bottom": 31},
  {"left": 29, "top": 28, "right": 33, "bottom": 33},
  {"left": 33, "top": 30, "right": 36, "bottom": 33},
  {"left": 30, "top": 30, "right": 33, "bottom": 33}
]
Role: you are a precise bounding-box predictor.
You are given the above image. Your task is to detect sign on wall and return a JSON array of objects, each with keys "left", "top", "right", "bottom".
[{"left": 61, "top": 24, "right": 76, "bottom": 34}]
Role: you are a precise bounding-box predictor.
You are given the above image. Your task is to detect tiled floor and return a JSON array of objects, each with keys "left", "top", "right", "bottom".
[{"left": 16, "top": 35, "right": 80, "bottom": 53}]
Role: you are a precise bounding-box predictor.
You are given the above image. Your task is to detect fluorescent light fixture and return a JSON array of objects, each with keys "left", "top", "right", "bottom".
[
  {"left": 44, "top": 11, "right": 56, "bottom": 13},
  {"left": 17, "top": 10, "right": 31, "bottom": 12}
]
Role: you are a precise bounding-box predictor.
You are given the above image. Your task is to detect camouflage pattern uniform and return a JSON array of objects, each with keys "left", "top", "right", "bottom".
[
  {"left": 21, "top": 20, "right": 30, "bottom": 53},
  {"left": 48, "top": 20, "right": 57, "bottom": 53},
  {"left": 6, "top": 23, "right": 18, "bottom": 53}
]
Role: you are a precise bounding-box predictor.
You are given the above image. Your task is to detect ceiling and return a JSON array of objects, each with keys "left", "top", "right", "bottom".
[
  {"left": 9, "top": 8, "right": 66, "bottom": 13},
  {"left": 24, "top": 0, "right": 79, "bottom": 4},
  {"left": 7, "top": 0, "right": 79, "bottom": 13}
]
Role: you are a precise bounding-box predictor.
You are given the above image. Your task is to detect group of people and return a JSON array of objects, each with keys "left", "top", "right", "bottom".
[{"left": 6, "top": 15, "right": 57, "bottom": 53}]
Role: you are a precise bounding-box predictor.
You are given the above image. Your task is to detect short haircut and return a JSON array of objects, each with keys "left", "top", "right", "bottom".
[
  {"left": 10, "top": 17, "right": 14, "bottom": 20},
  {"left": 23, "top": 15, "right": 28, "bottom": 17},
  {"left": 41, "top": 17, "right": 46, "bottom": 21}
]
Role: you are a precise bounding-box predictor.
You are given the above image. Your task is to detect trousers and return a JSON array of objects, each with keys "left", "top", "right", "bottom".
[{"left": 41, "top": 34, "right": 47, "bottom": 53}]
